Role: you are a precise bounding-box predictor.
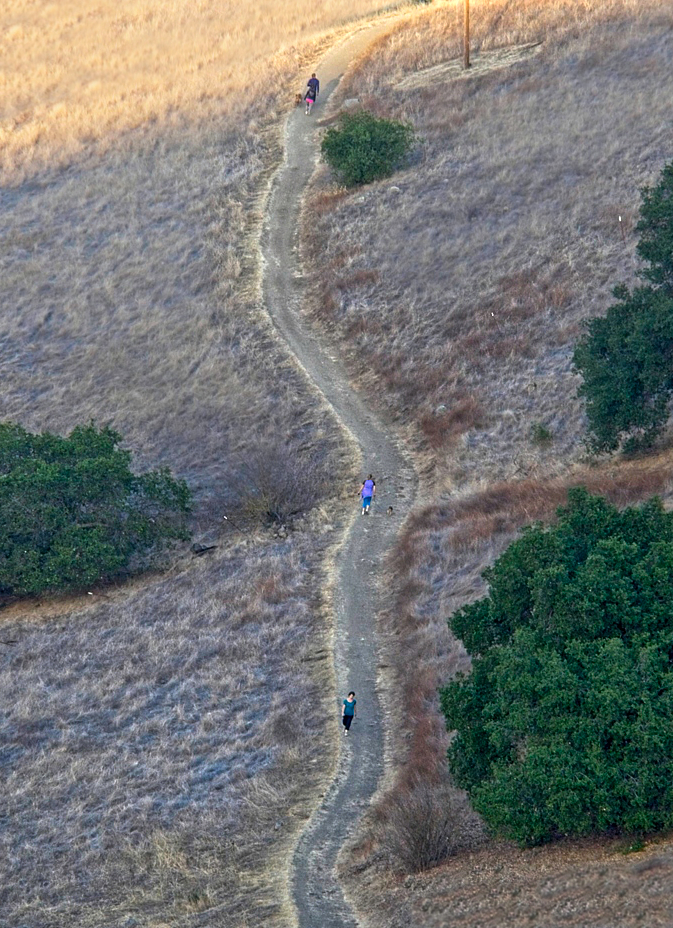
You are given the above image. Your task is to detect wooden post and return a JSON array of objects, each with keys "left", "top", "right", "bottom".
[{"left": 463, "top": 0, "right": 470, "bottom": 70}]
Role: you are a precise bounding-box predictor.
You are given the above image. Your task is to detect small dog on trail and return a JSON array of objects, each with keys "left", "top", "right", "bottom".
[
  {"left": 295, "top": 93, "right": 303, "bottom": 108},
  {"left": 387, "top": 506, "right": 394, "bottom": 516}
]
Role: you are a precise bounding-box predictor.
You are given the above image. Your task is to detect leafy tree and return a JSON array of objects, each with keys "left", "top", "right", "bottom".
[
  {"left": 574, "top": 161, "right": 673, "bottom": 451},
  {"left": 0, "top": 423, "right": 190, "bottom": 596},
  {"left": 637, "top": 162, "right": 673, "bottom": 291},
  {"left": 573, "top": 285, "right": 673, "bottom": 452},
  {"left": 321, "top": 110, "right": 415, "bottom": 187},
  {"left": 441, "top": 488, "right": 673, "bottom": 845}
]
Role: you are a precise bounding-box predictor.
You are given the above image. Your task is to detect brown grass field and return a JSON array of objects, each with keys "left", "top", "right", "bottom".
[
  {"left": 0, "top": 1, "right": 390, "bottom": 925},
  {"left": 296, "top": 0, "right": 673, "bottom": 924},
  {"left": 1, "top": 0, "right": 393, "bottom": 182},
  {"left": 0, "top": 533, "right": 341, "bottom": 926}
]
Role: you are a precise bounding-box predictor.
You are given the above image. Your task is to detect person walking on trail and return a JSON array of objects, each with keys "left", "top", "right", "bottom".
[
  {"left": 307, "top": 72, "right": 320, "bottom": 99},
  {"left": 342, "top": 691, "right": 356, "bottom": 735},
  {"left": 360, "top": 474, "right": 376, "bottom": 515},
  {"left": 304, "top": 85, "right": 317, "bottom": 115},
  {"left": 305, "top": 72, "right": 319, "bottom": 115}
]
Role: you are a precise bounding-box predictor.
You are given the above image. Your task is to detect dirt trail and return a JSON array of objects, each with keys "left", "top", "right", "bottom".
[{"left": 261, "top": 14, "right": 417, "bottom": 928}]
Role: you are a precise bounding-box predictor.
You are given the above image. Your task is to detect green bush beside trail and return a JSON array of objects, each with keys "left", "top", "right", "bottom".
[
  {"left": 441, "top": 488, "right": 673, "bottom": 845},
  {"left": 0, "top": 423, "right": 190, "bottom": 596},
  {"left": 321, "top": 110, "right": 415, "bottom": 187}
]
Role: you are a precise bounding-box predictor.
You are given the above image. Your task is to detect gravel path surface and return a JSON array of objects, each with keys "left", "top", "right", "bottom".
[{"left": 261, "top": 15, "right": 417, "bottom": 928}]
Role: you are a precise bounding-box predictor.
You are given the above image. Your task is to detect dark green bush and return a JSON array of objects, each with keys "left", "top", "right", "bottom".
[
  {"left": 0, "top": 422, "right": 190, "bottom": 596},
  {"left": 321, "top": 110, "right": 415, "bottom": 187},
  {"left": 441, "top": 488, "right": 673, "bottom": 846},
  {"left": 637, "top": 161, "right": 673, "bottom": 292},
  {"left": 530, "top": 422, "right": 553, "bottom": 445},
  {"left": 573, "top": 284, "right": 673, "bottom": 452},
  {"left": 574, "top": 161, "right": 673, "bottom": 451}
]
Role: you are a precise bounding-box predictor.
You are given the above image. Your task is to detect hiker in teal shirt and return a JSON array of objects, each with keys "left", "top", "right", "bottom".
[{"left": 342, "top": 691, "right": 356, "bottom": 735}]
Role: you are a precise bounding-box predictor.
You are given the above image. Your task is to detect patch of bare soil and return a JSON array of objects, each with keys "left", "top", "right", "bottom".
[{"left": 396, "top": 42, "right": 542, "bottom": 92}]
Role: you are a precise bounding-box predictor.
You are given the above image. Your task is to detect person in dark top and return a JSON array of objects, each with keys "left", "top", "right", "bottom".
[
  {"left": 305, "top": 73, "right": 319, "bottom": 115},
  {"left": 342, "top": 691, "right": 356, "bottom": 735}
]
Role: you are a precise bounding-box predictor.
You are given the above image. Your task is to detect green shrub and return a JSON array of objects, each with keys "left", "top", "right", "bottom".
[
  {"left": 0, "top": 422, "right": 190, "bottom": 596},
  {"left": 321, "top": 110, "right": 415, "bottom": 187},
  {"left": 530, "top": 422, "right": 553, "bottom": 445},
  {"left": 574, "top": 161, "right": 673, "bottom": 451},
  {"left": 441, "top": 488, "right": 673, "bottom": 846},
  {"left": 636, "top": 161, "right": 673, "bottom": 292},
  {"left": 573, "top": 284, "right": 673, "bottom": 452}
]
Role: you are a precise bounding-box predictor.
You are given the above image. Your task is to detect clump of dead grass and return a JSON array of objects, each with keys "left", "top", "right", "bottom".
[
  {"left": 234, "top": 439, "right": 332, "bottom": 523},
  {"left": 372, "top": 778, "right": 485, "bottom": 873}
]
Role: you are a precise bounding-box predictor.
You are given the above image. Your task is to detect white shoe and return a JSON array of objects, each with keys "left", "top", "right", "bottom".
[{"left": 361, "top": 508, "right": 365, "bottom": 515}]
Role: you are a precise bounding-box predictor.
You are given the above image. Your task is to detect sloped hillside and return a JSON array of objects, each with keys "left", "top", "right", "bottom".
[
  {"left": 295, "top": 1, "right": 673, "bottom": 925},
  {"left": 0, "top": 2, "right": 392, "bottom": 925},
  {"left": 305, "top": 0, "right": 672, "bottom": 488}
]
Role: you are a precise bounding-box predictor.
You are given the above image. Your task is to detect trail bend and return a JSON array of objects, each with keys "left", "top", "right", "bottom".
[{"left": 261, "top": 15, "right": 417, "bottom": 928}]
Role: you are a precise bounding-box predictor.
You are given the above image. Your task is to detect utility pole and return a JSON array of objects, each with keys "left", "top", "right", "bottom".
[{"left": 463, "top": 0, "right": 470, "bottom": 70}]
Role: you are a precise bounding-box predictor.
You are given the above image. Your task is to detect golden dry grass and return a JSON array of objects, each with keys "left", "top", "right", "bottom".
[
  {"left": 0, "top": 1, "right": 393, "bottom": 924},
  {"left": 0, "top": 0, "right": 392, "bottom": 181},
  {"left": 345, "top": 828, "right": 673, "bottom": 928}
]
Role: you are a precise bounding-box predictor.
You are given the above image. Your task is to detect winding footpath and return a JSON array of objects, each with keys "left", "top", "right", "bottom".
[{"left": 261, "top": 16, "right": 417, "bottom": 928}]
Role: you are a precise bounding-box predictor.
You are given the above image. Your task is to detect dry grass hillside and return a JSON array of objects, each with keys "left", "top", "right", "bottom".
[
  {"left": 0, "top": 119, "right": 343, "bottom": 524},
  {"left": 1, "top": 0, "right": 392, "bottom": 181},
  {"left": 1, "top": 533, "right": 340, "bottom": 927},
  {"left": 304, "top": 0, "right": 673, "bottom": 489},
  {"left": 0, "top": 1, "right": 392, "bottom": 925},
  {"left": 292, "top": 1, "right": 673, "bottom": 925},
  {"left": 342, "top": 454, "right": 673, "bottom": 927}
]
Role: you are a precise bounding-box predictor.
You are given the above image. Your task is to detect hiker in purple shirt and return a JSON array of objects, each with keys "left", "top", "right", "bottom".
[
  {"left": 304, "top": 73, "right": 319, "bottom": 115},
  {"left": 307, "top": 73, "right": 320, "bottom": 98},
  {"left": 359, "top": 474, "right": 375, "bottom": 515}
]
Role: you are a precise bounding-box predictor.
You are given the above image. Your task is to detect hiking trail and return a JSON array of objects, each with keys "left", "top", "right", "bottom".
[{"left": 261, "top": 14, "right": 417, "bottom": 928}]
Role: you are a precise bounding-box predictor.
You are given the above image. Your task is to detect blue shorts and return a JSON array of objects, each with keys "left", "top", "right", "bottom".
[{"left": 362, "top": 496, "right": 372, "bottom": 509}]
